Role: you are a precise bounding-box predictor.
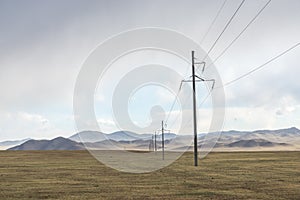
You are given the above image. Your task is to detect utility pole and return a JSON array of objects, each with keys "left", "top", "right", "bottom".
[
  {"left": 151, "top": 135, "right": 154, "bottom": 151},
  {"left": 154, "top": 131, "right": 157, "bottom": 152},
  {"left": 161, "top": 120, "right": 165, "bottom": 160},
  {"left": 192, "top": 51, "right": 198, "bottom": 166},
  {"left": 180, "top": 51, "right": 215, "bottom": 167}
]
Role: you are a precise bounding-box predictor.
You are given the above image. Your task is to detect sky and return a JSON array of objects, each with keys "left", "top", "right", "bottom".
[{"left": 0, "top": 0, "right": 299, "bottom": 141}]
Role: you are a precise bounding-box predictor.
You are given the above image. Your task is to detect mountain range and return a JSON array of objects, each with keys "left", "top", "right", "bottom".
[
  {"left": 69, "top": 130, "right": 176, "bottom": 142},
  {"left": 5, "top": 127, "right": 300, "bottom": 151},
  {"left": 9, "top": 137, "right": 84, "bottom": 150}
]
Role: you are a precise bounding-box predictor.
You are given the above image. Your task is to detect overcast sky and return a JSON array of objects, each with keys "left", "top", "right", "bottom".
[{"left": 0, "top": 0, "right": 299, "bottom": 141}]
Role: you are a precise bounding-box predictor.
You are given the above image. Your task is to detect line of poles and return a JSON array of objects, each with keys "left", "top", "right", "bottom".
[
  {"left": 148, "top": 51, "right": 215, "bottom": 166},
  {"left": 149, "top": 120, "right": 170, "bottom": 160}
]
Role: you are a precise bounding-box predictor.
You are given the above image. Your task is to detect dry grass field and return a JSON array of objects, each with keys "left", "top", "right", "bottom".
[{"left": 0, "top": 151, "right": 299, "bottom": 199}]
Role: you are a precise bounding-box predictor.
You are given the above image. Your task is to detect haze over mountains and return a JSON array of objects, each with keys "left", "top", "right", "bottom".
[
  {"left": 0, "top": 138, "right": 31, "bottom": 150},
  {"left": 9, "top": 137, "right": 84, "bottom": 150},
  {"left": 69, "top": 131, "right": 176, "bottom": 143},
  {"left": 5, "top": 127, "right": 300, "bottom": 151}
]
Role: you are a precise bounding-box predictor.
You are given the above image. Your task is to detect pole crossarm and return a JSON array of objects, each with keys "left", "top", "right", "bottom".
[
  {"left": 182, "top": 76, "right": 215, "bottom": 89},
  {"left": 184, "top": 51, "right": 216, "bottom": 166}
]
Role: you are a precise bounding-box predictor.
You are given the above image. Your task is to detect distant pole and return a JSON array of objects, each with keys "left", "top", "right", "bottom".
[
  {"left": 151, "top": 135, "right": 154, "bottom": 151},
  {"left": 162, "top": 120, "right": 165, "bottom": 160},
  {"left": 154, "top": 131, "right": 157, "bottom": 152},
  {"left": 192, "top": 51, "right": 198, "bottom": 166}
]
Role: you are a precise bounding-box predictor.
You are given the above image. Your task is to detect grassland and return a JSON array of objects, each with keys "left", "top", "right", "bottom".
[{"left": 0, "top": 151, "right": 299, "bottom": 199}]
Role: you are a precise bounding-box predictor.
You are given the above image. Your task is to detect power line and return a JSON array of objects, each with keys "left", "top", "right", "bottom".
[
  {"left": 166, "top": 87, "right": 191, "bottom": 129},
  {"left": 180, "top": 90, "right": 211, "bottom": 134},
  {"left": 165, "top": 0, "right": 229, "bottom": 126},
  {"left": 166, "top": 80, "right": 213, "bottom": 130},
  {"left": 164, "top": 83, "right": 182, "bottom": 125},
  {"left": 184, "top": 42, "right": 300, "bottom": 137},
  {"left": 166, "top": 0, "right": 292, "bottom": 137},
  {"left": 222, "top": 42, "right": 300, "bottom": 87},
  {"left": 195, "top": 42, "right": 300, "bottom": 108},
  {"left": 200, "top": 0, "right": 228, "bottom": 45},
  {"left": 202, "top": 0, "right": 246, "bottom": 61},
  {"left": 167, "top": 41, "right": 299, "bottom": 139},
  {"left": 194, "top": 42, "right": 300, "bottom": 107},
  {"left": 206, "top": 0, "right": 272, "bottom": 69}
]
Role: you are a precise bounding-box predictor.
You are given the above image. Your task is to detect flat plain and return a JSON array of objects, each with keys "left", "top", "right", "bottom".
[{"left": 0, "top": 151, "right": 299, "bottom": 199}]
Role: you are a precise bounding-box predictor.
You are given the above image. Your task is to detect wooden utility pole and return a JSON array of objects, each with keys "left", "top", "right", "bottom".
[
  {"left": 191, "top": 51, "right": 198, "bottom": 166},
  {"left": 175, "top": 51, "right": 215, "bottom": 166},
  {"left": 154, "top": 131, "right": 157, "bottom": 152},
  {"left": 161, "top": 120, "right": 165, "bottom": 160}
]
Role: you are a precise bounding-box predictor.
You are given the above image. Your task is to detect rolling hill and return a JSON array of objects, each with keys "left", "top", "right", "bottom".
[
  {"left": 8, "top": 137, "right": 84, "bottom": 150},
  {"left": 226, "top": 139, "right": 289, "bottom": 148},
  {"left": 69, "top": 130, "right": 176, "bottom": 143},
  {"left": 69, "top": 131, "right": 107, "bottom": 143},
  {"left": 5, "top": 127, "right": 300, "bottom": 151}
]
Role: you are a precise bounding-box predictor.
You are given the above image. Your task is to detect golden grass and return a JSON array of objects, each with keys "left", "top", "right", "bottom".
[{"left": 0, "top": 151, "right": 299, "bottom": 199}]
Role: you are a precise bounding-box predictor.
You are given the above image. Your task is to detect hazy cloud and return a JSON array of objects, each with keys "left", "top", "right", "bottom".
[{"left": 0, "top": 0, "right": 299, "bottom": 140}]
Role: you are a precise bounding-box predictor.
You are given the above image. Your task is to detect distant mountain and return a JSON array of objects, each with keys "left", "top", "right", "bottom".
[
  {"left": 253, "top": 127, "right": 300, "bottom": 135},
  {"left": 226, "top": 139, "right": 289, "bottom": 148},
  {"left": 68, "top": 130, "right": 177, "bottom": 143},
  {"left": 0, "top": 138, "right": 31, "bottom": 150},
  {"left": 69, "top": 131, "right": 107, "bottom": 143},
  {"left": 8, "top": 137, "right": 84, "bottom": 150},
  {"left": 220, "top": 127, "right": 300, "bottom": 145},
  {"left": 69, "top": 130, "right": 149, "bottom": 142},
  {"left": 6, "top": 127, "right": 300, "bottom": 151},
  {"left": 107, "top": 131, "right": 149, "bottom": 141}
]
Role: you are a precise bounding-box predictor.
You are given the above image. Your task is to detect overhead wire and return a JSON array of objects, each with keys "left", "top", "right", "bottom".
[
  {"left": 202, "top": 0, "right": 246, "bottom": 62},
  {"left": 221, "top": 42, "right": 300, "bottom": 87},
  {"left": 176, "top": 0, "right": 246, "bottom": 131},
  {"left": 196, "top": 42, "right": 300, "bottom": 109},
  {"left": 165, "top": 0, "right": 293, "bottom": 132},
  {"left": 165, "top": 0, "right": 233, "bottom": 127},
  {"left": 164, "top": 83, "right": 182, "bottom": 125},
  {"left": 180, "top": 42, "right": 300, "bottom": 133},
  {"left": 200, "top": 0, "right": 228, "bottom": 45},
  {"left": 195, "top": 0, "right": 273, "bottom": 108},
  {"left": 206, "top": 0, "right": 272, "bottom": 70}
]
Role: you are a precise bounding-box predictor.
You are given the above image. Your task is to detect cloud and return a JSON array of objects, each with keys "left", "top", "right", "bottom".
[
  {"left": 17, "top": 112, "right": 48, "bottom": 123},
  {"left": 96, "top": 118, "right": 117, "bottom": 133},
  {"left": 0, "top": 111, "right": 69, "bottom": 140},
  {"left": 223, "top": 105, "right": 299, "bottom": 131},
  {"left": 0, "top": 0, "right": 299, "bottom": 140}
]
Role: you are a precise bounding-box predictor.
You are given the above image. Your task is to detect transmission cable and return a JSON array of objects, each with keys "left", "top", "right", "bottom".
[
  {"left": 166, "top": 0, "right": 237, "bottom": 124},
  {"left": 202, "top": 0, "right": 246, "bottom": 61},
  {"left": 164, "top": 83, "right": 182, "bottom": 126},
  {"left": 184, "top": 42, "right": 300, "bottom": 136},
  {"left": 166, "top": 0, "right": 245, "bottom": 127},
  {"left": 206, "top": 0, "right": 272, "bottom": 70},
  {"left": 197, "top": 42, "right": 300, "bottom": 109},
  {"left": 200, "top": 0, "right": 228, "bottom": 45},
  {"left": 221, "top": 42, "right": 300, "bottom": 87}
]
